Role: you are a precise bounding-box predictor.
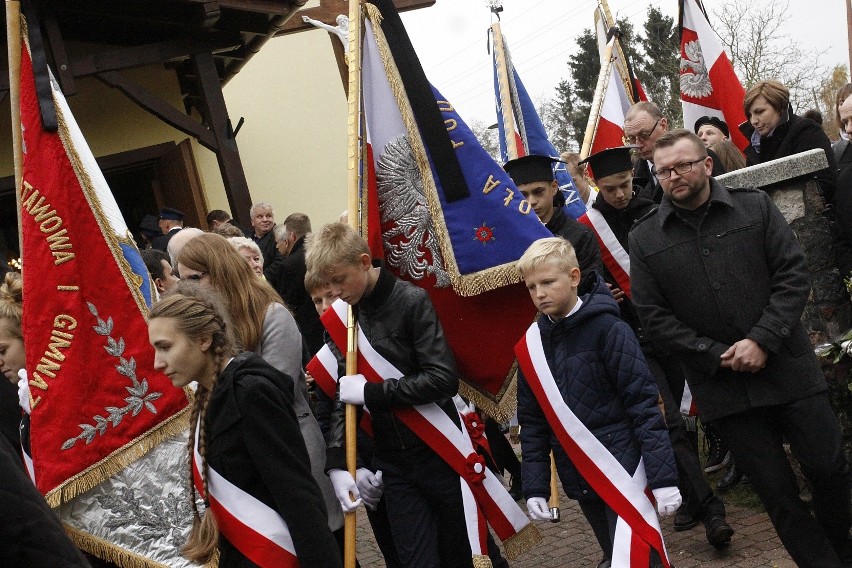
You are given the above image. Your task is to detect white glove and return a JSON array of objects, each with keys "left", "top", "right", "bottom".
[
  {"left": 17, "top": 369, "right": 31, "bottom": 415},
  {"left": 339, "top": 374, "right": 367, "bottom": 405},
  {"left": 526, "top": 497, "right": 551, "bottom": 521},
  {"left": 355, "top": 468, "right": 384, "bottom": 510},
  {"left": 652, "top": 486, "right": 682, "bottom": 517},
  {"left": 328, "top": 469, "right": 361, "bottom": 513}
]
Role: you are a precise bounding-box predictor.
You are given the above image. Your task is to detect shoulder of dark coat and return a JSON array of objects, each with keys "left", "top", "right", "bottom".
[{"left": 632, "top": 206, "right": 659, "bottom": 228}]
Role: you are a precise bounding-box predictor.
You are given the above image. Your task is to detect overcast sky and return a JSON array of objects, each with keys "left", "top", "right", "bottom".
[{"left": 398, "top": 0, "right": 849, "bottom": 125}]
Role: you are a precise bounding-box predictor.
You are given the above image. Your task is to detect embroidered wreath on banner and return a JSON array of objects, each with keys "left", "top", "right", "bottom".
[
  {"left": 680, "top": 40, "right": 713, "bottom": 99},
  {"left": 375, "top": 135, "right": 451, "bottom": 288},
  {"left": 99, "top": 485, "right": 192, "bottom": 547},
  {"left": 61, "top": 303, "right": 164, "bottom": 450}
]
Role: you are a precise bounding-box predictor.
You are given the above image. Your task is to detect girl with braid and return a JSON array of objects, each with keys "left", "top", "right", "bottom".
[{"left": 148, "top": 282, "right": 341, "bottom": 567}]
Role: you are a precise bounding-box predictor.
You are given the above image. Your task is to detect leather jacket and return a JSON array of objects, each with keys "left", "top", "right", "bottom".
[{"left": 325, "top": 268, "right": 459, "bottom": 470}]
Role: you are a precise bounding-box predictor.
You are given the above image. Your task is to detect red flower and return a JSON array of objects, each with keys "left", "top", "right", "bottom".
[
  {"left": 464, "top": 452, "right": 487, "bottom": 484},
  {"left": 463, "top": 412, "right": 486, "bottom": 444}
]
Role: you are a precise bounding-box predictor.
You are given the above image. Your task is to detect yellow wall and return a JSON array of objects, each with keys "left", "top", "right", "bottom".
[{"left": 201, "top": 29, "right": 349, "bottom": 228}]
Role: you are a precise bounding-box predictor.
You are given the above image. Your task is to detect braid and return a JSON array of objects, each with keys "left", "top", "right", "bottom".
[{"left": 182, "top": 386, "right": 219, "bottom": 564}]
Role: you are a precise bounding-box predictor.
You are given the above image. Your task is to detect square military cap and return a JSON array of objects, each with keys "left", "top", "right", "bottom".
[
  {"left": 139, "top": 214, "right": 161, "bottom": 237},
  {"left": 503, "top": 154, "right": 560, "bottom": 185},
  {"left": 579, "top": 146, "right": 634, "bottom": 180},
  {"left": 159, "top": 207, "right": 184, "bottom": 220}
]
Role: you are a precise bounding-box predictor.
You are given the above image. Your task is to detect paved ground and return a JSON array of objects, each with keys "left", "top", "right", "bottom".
[{"left": 352, "top": 471, "right": 795, "bottom": 568}]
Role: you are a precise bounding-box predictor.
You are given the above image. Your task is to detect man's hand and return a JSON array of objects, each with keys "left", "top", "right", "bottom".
[
  {"left": 606, "top": 282, "right": 626, "bottom": 303},
  {"left": 339, "top": 374, "right": 367, "bottom": 405},
  {"left": 720, "top": 339, "right": 767, "bottom": 373}
]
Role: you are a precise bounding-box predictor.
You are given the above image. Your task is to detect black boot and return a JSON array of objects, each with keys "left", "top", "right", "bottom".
[
  {"left": 702, "top": 423, "right": 730, "bottom": 474},
  {"left": 716, "top": 463, "right": 744, "bottom": 491},
  {"left": 703, "top": 514, "right": 734, "bottom": 548},
  {"left": 674, "top": 505, "right": 700, "bottom": 531}
]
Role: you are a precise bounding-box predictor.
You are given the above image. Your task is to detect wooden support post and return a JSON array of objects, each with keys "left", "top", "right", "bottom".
[{"left": 190, "top": 50, "right": 253, "bottom": 227}]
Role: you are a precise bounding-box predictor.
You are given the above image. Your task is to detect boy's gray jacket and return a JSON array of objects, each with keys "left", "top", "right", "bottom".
[{"left": 628, "top": 181, "right": 826, "bottom": 422}]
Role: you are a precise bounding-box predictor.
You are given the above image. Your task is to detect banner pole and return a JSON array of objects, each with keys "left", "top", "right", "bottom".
[
  {"left": 490, "top": 21, "right": 520, "bottom": 160},
  {"left": 580, "top": 38, "right": 616, "bottom": 160},
  {"left": 344, "top": 1, "right": 362, "bottom": 566},
  {"left": 7, "top": 0, "right": 23, "bottom": 266}
]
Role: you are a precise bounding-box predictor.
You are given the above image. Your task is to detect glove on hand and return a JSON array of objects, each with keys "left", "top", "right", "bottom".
[
  {"left": 17, "top": 369, "right": 31, "bottom": 415},
  {"left": 355, "top": 468, "right": 384, "bottom": 510},
  {"left": 339, "top": 374, "right": 367, "bottom": 405},
  {"left": 652, "top": 486, "right": 682, "bottom": 517},
  {"left": 526, "top": 497, "right": 551, "bottom": 521},
  {"left": 329, "top": 469, "right": 362, "bottom": 513}
]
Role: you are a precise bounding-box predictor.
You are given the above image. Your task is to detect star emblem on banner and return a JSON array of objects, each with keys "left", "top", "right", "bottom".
[{"left": 473, "top": 222, "right": 495, "bottom": 244}]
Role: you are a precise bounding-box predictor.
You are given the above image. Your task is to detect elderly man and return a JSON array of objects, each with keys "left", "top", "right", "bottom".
[
  {"left": 249, "top": 202, "right": 278, "bottom": 269},
  {"left": 624, "top": 102, "right": 726, "bottom": 203},
  {"left": 578, "top": 146, "right": 733, "bottom": 549},
  {"left": 629, "top": 128, "right": 851, "bottom": 568}
]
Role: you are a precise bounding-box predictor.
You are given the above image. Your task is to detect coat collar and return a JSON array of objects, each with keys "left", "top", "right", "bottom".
[{"left": 657, "top": 178, "right": 733, "bottom": 227}]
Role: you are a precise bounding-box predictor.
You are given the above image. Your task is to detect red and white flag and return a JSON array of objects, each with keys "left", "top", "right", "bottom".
[{"left": 679, "top": 0, "right": 748, "bottom": 151}]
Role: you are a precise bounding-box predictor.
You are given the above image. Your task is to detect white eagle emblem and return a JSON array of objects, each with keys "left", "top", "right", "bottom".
[
  {"left": 679, "top": 39, "right": 712, "bottom": 99},
  {"left": 375, "top": 135, "right": 451, "bottom": 288}
]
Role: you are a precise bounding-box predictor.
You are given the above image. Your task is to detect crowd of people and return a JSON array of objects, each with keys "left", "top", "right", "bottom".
[{"left": 2, "top": 77, "right": 852, "bottom": 568}]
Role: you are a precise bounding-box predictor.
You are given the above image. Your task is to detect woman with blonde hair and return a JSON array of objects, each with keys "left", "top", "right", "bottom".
[
  {"left": 227, "top": 236, "right": 264, "bottom": 278},
  {"left": 176, "top": 233, "right": 345, "bottom": 549},
  {"left": 0, "top": 272, "right": 25, "bottom": 451},
  {"left": 148, "top": 283, "right": 340, "bottom": 567}
]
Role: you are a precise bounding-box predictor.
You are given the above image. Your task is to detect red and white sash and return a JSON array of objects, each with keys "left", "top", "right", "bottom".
[
  {"left": 515, "top": 324, "right": 670, "bottom": 568},
  {"left": 307, "top": 344, "right": 374, "bottom": 437},
  {"left": 193, "top": 422, "right": 300, "bottom": 568},
  {"left": 579, "top": 209, "right": 631, "bottom": 298},
  {"left": 322, "top": 300, "right": 537, "bottom": 561},
  {"left": 679, "top": 381, "right": 697, "bottom": 417}
]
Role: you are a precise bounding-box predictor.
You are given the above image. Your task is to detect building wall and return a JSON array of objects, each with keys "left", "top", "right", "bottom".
[{"left": 198, "top": 29, "right": 349, "bottom": 229}]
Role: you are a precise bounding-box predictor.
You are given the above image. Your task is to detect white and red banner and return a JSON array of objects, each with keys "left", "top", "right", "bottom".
[
  {"left": 515, "top": 324, "right": 670, "bottom": 568},
  {"left": 362, "top": 1, "right": 551, "bottom": 421},
  {"left": 679, "top": 0, "right": 748, "bottom": 151}
]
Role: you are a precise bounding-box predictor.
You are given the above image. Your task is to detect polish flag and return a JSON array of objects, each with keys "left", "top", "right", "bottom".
[
  {"left": 589, "top": 61, "right": 633, "bottom": 158},
  {"left": 679, "top": 0, "right": 748, "bottom": 150}
]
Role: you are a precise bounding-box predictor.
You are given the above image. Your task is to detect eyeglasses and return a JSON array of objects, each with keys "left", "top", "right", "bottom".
[
  {"left": 652, "top": 158, "right": 706, "bottom": 180},
  {"left": 183, "top": 271, "right": 208, "bottom": 281},
  {"left": 623, "top": 119, "right": 661, "bottom": 144}
]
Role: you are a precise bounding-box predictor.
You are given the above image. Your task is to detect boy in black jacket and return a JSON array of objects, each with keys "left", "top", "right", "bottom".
[
  {"left": 515, "top": 237, "right": 680, "bottom": 568},
  {"left": 306, "top": 222, "right": 507, "bottom": 568}
]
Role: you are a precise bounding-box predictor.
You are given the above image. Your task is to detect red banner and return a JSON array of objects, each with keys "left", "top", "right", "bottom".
[{"left": 19, "top": 40, "right": 188, "bottom": 503}]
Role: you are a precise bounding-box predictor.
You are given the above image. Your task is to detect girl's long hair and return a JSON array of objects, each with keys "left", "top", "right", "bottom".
[{"left": 150, "top": 282, "right": 236, "bottom": 564}]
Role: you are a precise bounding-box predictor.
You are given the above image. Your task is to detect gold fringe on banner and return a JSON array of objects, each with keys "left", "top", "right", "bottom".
[
  {"left": 503, "top": 522, "right": 542, "bottom": 561},
  {"left": 65, "top": 525, "right": 171, "bottom": 568},
  {"left": 472, "top": 554, "right": 493, "bottom": 568},
  {"left": 45, "top": 407, "right": 190, "bottom": 507},
  {"left": 363, "top": 3, "right": 526, "bottom": 298},
  {"left": 458, "top": 368, "right": 518, "bottom": 424}
]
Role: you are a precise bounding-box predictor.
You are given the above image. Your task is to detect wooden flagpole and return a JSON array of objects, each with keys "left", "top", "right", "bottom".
[
  {"left": 490, "top": 21, "right": 520, "bottom": 160},
  {"left": 7, "top": 0, "right": 23, "bottom": 264},
  {"left": 344, "top": 0, "right": 362, "bottom": 566},
  {"left": 580, "top": 38, "right": 616, "bottom": 160}
]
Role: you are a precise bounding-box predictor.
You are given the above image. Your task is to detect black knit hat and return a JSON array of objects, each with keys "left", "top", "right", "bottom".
[{"left": 693, "top": 115, "right": 730, "bottom": 138}]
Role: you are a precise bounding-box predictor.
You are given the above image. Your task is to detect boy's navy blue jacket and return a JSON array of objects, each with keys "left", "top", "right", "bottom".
[{"left": 518, "top": 271, "right": 678, "bottom": 501}]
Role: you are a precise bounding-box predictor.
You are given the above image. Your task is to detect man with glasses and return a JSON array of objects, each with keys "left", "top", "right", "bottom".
[
  {"left": 624, "top": 102, "right": 725, "bottom": 203},
  {"left": 629, "top": 129, "right": 852, "bottom": 568},
  {"left": 577, "top": 146, "right": 733, "bottom": 550}
]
